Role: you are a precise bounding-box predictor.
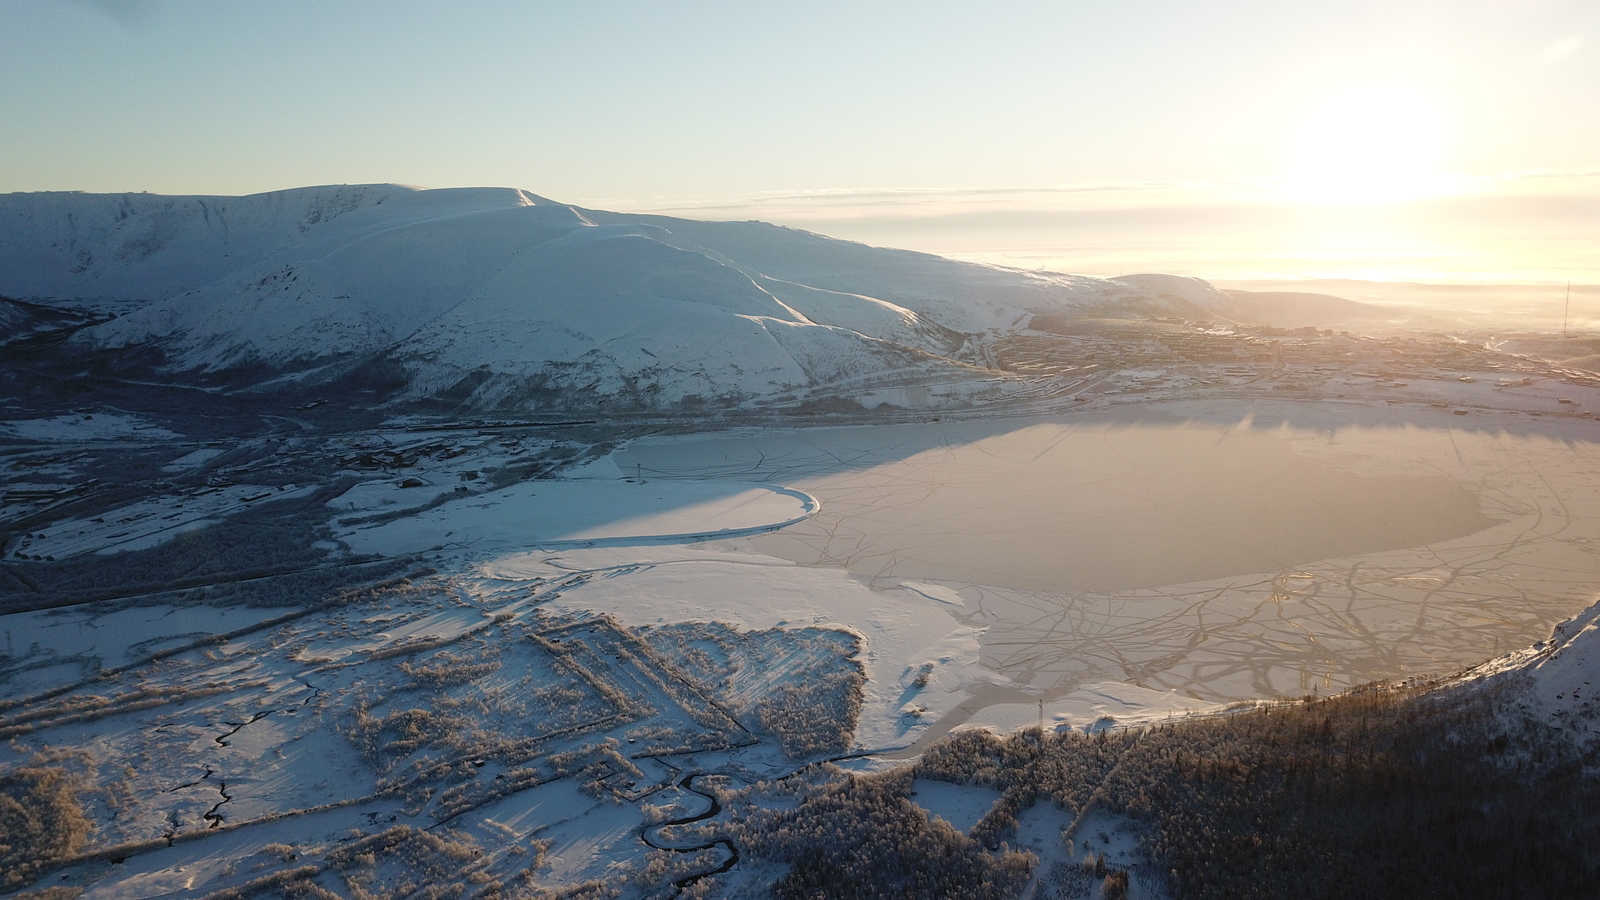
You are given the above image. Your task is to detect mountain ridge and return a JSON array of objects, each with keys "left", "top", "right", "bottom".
[{"left": 3, "top": 184, "right": 1242, "bottom": 412}]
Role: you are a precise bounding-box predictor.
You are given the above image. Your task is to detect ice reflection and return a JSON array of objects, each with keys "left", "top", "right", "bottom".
[
  {"left": 622, "top": 417, "right": 1493, "bottom": 593},
  {"left": 617, "top": 408, "right": 1600, "bottom": 709}
]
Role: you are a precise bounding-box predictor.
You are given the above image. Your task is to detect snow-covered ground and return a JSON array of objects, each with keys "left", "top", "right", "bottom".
[
  {"left": 485, "top": 546, "right": 992, "bottom": 751},
  {"left": 1, "top": 568, "right": 812, "bottom": 896},
  {"left": 909, "top": 777, "right": 1002, "bottom": 833},
  {"left": 1462, "top": 592, "right": 1600, "bottom": 749},
  {"left": 7, "top": 484, "right": 317, "bottom": 561},
  {"left": 160, "top": 447, "right": 226, "bottom": 472},
  {"left": 0, "top": 412, "right": 179, "bottom": 443}
]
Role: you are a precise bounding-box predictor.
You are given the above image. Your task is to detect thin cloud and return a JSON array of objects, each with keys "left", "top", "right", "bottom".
[
  {"left": 598, "top": 181, "right": 1220, "bottom": 218},
  {"left": 1537, "top": 34, "right": 1586, "bottom": 65}
]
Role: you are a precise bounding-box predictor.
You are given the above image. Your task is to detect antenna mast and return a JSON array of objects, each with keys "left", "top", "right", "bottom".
[{"left": 1565, "top": 281, "right": 1572, "bottom": 336}]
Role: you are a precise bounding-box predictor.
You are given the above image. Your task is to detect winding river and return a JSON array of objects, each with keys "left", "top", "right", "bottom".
[{"left": 639, "top": 773, "right": 740, "bottom": 895}]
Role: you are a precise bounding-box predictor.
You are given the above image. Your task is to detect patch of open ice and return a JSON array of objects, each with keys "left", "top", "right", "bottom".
[{"left": 337, "top": 480, "right": 818, "bottom": 556}]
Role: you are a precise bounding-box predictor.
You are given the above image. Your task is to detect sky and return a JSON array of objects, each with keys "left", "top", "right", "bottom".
[{"left": 2, "top": 0, "right": 1597, "bottom": 284}]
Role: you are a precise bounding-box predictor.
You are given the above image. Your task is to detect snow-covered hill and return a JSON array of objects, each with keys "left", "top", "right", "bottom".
[
  {"left": 0, "top": 184, "right": 411, "bottom": 314},
  {"left": 1466, "top": 598, "right": 1600, "bottom": 749},
  {"left": 0, "top": 296, "right": 103, "bottom": 347},
  {"left": 1, "top": 184, "right": 1235, "bottom": 410}
]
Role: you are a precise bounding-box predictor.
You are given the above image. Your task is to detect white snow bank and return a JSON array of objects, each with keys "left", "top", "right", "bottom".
[{"left": 962, "top": 681, "right": 1221, "bottom": 735}]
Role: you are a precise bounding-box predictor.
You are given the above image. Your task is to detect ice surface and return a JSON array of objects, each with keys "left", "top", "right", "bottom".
[
  {"left": 614, "top": 404, "right": 1600, "bottom": 718},
  {"left": 618, "top": 416, "right": 1494, "bottom": 593},
  {"left": 338, "top": 479, "right": 817, "bottom": 556},
  {"left": 967, "top": 682, "right": 1221, "bottom": 735}
]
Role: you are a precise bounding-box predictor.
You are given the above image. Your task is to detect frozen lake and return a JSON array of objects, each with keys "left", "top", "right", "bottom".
[
  {"left": 615, "top": 403, "right": 1600, "bottom": 707},
  {"left": 617, "top": 413, "right": 1492, "bottom": 593}
]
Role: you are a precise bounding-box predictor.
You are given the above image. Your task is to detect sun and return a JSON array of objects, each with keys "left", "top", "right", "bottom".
[{"left": 1284, "top": 83, "right": 1452, "bottom": 204}]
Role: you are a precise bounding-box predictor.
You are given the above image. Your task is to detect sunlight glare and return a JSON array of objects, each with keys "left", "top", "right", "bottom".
[{"left": 1285, "top": 84, "right": 1452, "bottom": 205}]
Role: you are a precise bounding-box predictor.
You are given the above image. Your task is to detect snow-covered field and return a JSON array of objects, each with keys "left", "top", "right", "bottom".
[
  {"left": 910, "top": 777, "right": 1003, "bottom": 833},
  {"left": 0, "top": 413, "right": 179, "bottom": 443},
  {"left": 9, "top": 484, "right": 317, "bottom": 561},
  {"left": 486, "top": 545, "right": 994, "bottom": 751},
  {"left": 1, "top": 566, "right": 863, "bottom": 896}
]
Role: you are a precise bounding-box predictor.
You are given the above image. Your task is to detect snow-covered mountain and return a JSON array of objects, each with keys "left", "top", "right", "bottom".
[
  {"left": 0, "top": 296, "right": 103, "bottom": 347},
  {"left": 1, "top": 184, "right": 1236, "bottom": 410}
]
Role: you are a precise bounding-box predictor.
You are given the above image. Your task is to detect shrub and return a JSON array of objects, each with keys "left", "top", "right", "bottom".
[{"left": 0, "top": 766, "right": 92, "bottom": 890}]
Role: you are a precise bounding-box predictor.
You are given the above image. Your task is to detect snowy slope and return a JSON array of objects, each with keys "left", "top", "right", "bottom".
[
  {"left": 1497, "top": 598, "right": 1600, "bottom": 739},
  {"left": 0, "top": 184, "right": 417, "bottom": 313},
  {"left": 1469, "top": 600, "right": 1600, "bottom": 748},
  {"left": 1533, "top": 603, "right": 1600, "bottom": 735},
  {"left": 4, "top": 184, "right": 1231, "bottom": 409},
  {"left": 1109, "top": 273, "right": 1236, "bottom": 317},
  {"left": 584, "top": 210, "right": 1166, "bottom": 334},
  {"left": 0, "top": 296, "right": 103, "bottom": 346},
  {"left": 88, "top": 194, "right": 591, "bottom": 368}
]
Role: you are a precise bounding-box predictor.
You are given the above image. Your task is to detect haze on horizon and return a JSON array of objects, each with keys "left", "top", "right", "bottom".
[{"left": 2, "top": 0, "right": 1597, "bottom": 287}]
